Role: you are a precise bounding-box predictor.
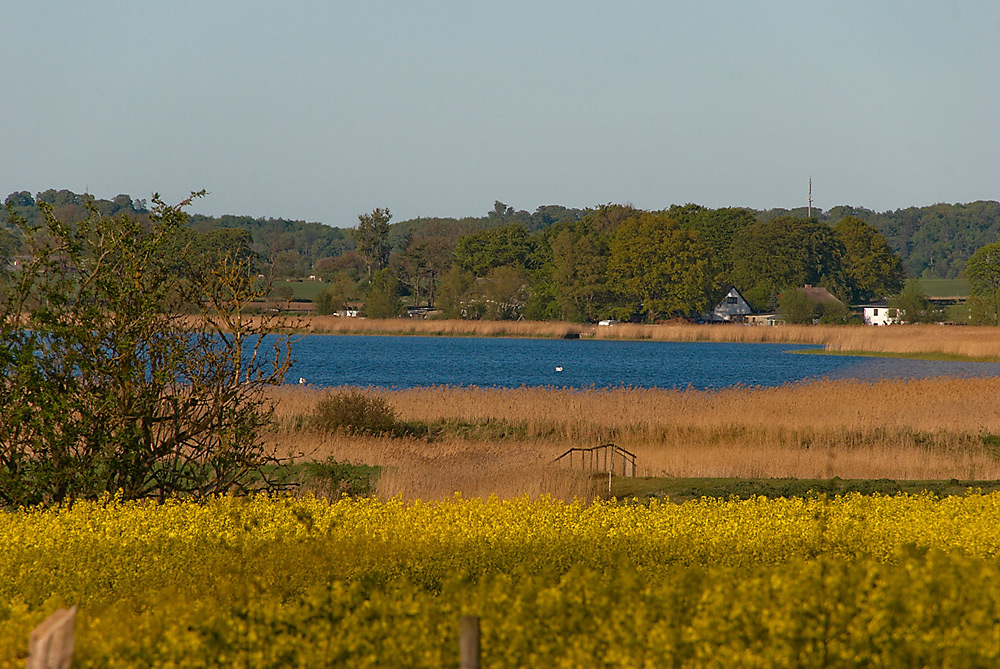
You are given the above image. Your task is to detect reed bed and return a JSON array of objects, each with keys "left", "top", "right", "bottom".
[
  {"left": 289, "top": 318, "right": 1000, "bottom": 359},
  {"left": 268, "top": 376, "right": 1000, "bottom": 499}
]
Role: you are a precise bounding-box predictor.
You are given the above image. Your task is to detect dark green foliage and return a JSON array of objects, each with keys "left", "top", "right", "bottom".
[
  {"left": 608, "top": 212, "right": 719, "bottom": 320},
  {"left": 0, "top": 194, "right": 293, "bottom": 507},
  {"left": 547, "top": 221, "right": 613, "bottom": 322},
  {"left": 453, "top": 222, "right": 535, "bottom": 276},
  {"left": 314, "top": 276, "right": 353, "bottom": 315},
  {"left": 670, "top": 204, "right": 756, "bottom": 274},
  {"left": 311, "top": 391, "right": 399, "bottom": 435},
  {"left": 435, "top": 266, "right": 476, "bottom": 318},
  {"left": 364, "top": 268, "right": 404, "bottom": 318},
  {"left": 612, "top": 476, "right": 1000, "bottom": 502},
  {"left": 730, "top": 217, "right": 848, "bottom": 311},
  {"left": 834, "top": 216, "right": 904, "bottom": 302},
  {"left": 965, "top": 240, "right": 1000, "bottom": 325},
  {"left": 816, "top": 298, "right": 851, "bottom": 324},
  {"left": 821, "top": 201, "right": 1000, "bottom": 279},
  {"left": 354, "top": 208, "right": 393, "bottom": 279},
  {"left": 778, "top": 288, "right": 816, "bottom": 324},
  {"left": 189, "top": 214, "right": 349, "bottom": 278},
  {"left": 297, "top": 458, "right": 380, "bottom": 497},
  {"left": 890, "top": 280, "right": 937, "bottom": 323}
]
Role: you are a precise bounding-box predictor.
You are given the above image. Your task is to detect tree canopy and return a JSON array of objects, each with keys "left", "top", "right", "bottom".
[
  {"left": 608, "top": 212, "right": 718, "bottom": 321},
  {"left": 965, "top": 240, "right": 1000, "bottom": 325},
  {"left": 729, "top": 217, "right": 847, "bottom": 311},
  {"left": 833, "top": 216, "right": 904, "bottom": 303}
]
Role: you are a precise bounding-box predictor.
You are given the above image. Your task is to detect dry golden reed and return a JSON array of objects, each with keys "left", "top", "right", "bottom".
[{"left": 268, "top": 375, "right": 1000, "bottom": 499}]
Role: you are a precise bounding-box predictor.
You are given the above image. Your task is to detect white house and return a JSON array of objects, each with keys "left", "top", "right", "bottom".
[
  {"left": 862, "top": 303, "right": 900, "bottom": 326},
  {"left": 708, "top": 286, "right": 754, "bottom": 322}
]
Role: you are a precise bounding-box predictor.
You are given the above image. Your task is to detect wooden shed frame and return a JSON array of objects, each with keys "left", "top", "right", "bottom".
[{"left": 554, "top": 443, "right": 637, "bottom": 477}]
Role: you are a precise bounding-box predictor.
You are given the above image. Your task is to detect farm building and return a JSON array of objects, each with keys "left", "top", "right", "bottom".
[
  {"left": 862, "top": 303, "right": 901, "bottom": 326},
  {"left": 707, "top": 286, "right": 754, "bottom": 322},
  {"left": 799, "top": 285, "right": 844, "bottom": 307}
]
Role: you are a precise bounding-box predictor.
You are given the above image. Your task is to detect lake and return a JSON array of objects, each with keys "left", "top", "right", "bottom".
[{"left": 284, "top": 335, "right": 1000, "bottom": 390}]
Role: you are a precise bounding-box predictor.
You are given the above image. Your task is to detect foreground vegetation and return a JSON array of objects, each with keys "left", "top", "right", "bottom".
[{"left": 5, "top": 494, "right": 1000, "bottom": 666}]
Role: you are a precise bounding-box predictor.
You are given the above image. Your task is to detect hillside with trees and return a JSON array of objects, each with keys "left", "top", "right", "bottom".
[{"left": 4, "top": 190, "right": 999, "bottom": 321}]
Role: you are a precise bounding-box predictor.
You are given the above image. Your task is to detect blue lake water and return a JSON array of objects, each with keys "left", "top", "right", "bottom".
[{"left": 284, "top": 335, "right": 1000, "bottom": 390}]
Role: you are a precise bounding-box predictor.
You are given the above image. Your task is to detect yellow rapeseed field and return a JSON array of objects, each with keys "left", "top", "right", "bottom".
[{"left": 5, "top": 493, "right": 1000, "bottom": 666}]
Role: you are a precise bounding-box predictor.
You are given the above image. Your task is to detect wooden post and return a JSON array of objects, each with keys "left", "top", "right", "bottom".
[
  {"left": 27, "top": 606, "right": 76, "bottom": 669},
  {"left": 608, "top": 446, "right": 613, "bottom": 496},
  {"left": 460, "top": 615, "right": 480, "bottom": 669}
]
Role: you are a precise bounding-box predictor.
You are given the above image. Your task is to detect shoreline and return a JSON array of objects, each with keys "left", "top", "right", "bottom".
[
  {"left": 268, "top": 316, "right": 1000, "bottom": 362},
  {"left": 791, "top": 348, "right": 1000, "bottom": 363}
]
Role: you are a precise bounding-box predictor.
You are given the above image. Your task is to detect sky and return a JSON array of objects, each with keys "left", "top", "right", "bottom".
[{"left": 3, "top": 1, "right": 998, "bottom": 228}]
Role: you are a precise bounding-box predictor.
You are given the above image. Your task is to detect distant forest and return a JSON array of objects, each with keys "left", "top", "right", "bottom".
[{"left": 3, "top": 189, "right": 999, "bottom": 319}]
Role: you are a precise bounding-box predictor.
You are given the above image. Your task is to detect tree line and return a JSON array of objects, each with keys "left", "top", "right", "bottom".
[
  {"left": 7, "top": 190, "right": 1000, "bottom": 322},
  {"left": 340, "top": 203, "right": 906, "bottom": 322}
]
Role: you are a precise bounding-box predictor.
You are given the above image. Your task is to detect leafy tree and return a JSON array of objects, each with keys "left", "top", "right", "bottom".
[
  {"left": 435, "top": 266, "right": 476, "bottom": 318},
  {"left": 816, "top": 298, "right": 850, "bottom": 324},
  {"left": 965, "top": 240, "right": 1000, "bottom": 325},
  {"left": 315, "top": 250, "right": 366, "bottom": 284},
  {"left": 364, "top": 268, "right": 403, "bottom": 318},
  {"left": 669, "top": 204, "right": 756, "bottom": 274},
  {"left": 481, "top": 265, "right": 530, "bottom": 320},
  {"left": 354, "top": 207, "right": 392, "bottom": 279},
  {"left": 453, "top": 222, "right": 534, "bottom": 277},
  {"left": 394, "top": 234, "right": 453, "bottom": 308},
  {"left": 608, "top": 212, "right": 718, "bottom": 321},
  {"left": 315, "top": 273, "right": 354, "bottom": 315},
  {"left": 778, "top": 288, "right": 816, "bottom": 324},
  {"left": 549, "top": 223, "right": 611, "bottom": 322},
  {"left": 889, "top": 279, "right": 936, "bottom": 323},
  {"left": 833, "top": 216, "right": 904, "bottom": 302},
  {"left": 0, "top": 194, "right": 293, "bottom": 507},
  {"left": 729, "top": 217, "right": 847, "bottom": 311}
]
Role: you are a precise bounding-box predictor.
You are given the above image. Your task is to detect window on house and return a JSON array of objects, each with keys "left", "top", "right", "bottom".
[
  {"left": 873, "top": 309, "right": 879, "bottom": 316},
  {"left": 726, "top": 296, "right": 738, "bottom": 304}
]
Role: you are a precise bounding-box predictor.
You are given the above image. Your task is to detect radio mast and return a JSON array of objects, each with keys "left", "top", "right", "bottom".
[{"left": 807, "top": 176, "right": 813, "bottom": 218}]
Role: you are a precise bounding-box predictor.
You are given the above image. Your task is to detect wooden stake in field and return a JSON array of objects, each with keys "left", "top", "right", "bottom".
[
  {"left": 27, "top": 606, "right": 76, "bottom": 669},
  {"left": 460, "top": 615, "right": 481, "bottom": 669}
]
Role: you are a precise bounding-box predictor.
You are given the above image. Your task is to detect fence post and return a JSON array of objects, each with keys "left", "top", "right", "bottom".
[
  {"left": 460, "top": 615, "right": 480, "bottom": 669},
  {"left": 27, "top": 606, "right": 76, "bottom": 669},
  {"left": 608, "top": 447, "right": 613, "bottom": 496}
]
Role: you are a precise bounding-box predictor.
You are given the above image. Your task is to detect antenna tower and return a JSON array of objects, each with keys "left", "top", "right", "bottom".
[{"left": 807, "top": 176, "right": 813, "bottom": 218}]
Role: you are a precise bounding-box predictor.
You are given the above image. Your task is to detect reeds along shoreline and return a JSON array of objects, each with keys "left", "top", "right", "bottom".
[
  {"left": 268, "top": 376, "right": 1000, "bottom": 500},
  {"left": 279, "top": 317, "right": 1000, "bottom": 360}
]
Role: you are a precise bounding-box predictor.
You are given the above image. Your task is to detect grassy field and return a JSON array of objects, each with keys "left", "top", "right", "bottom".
[
  {"left": 268, "top": 374, "right": 1000, "bottom": 501},
  {"left": 610, "top": 476, "right": 1000, "bottom": 501},
  {"left": 918, "top": 277, "right": 970, "bottom": 297},
  {"left": 283, "top": 279, "right": 327, "bottom": 301}
]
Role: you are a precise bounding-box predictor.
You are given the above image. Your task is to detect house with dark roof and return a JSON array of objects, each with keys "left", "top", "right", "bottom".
[{"left": 706, "top": 286, "right": 754, "bottom": 322}]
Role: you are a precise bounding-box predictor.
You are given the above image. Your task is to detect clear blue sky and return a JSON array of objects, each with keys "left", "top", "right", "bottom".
[{"left": 3, "top": 2, "right": 998, "bottom": 228}]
